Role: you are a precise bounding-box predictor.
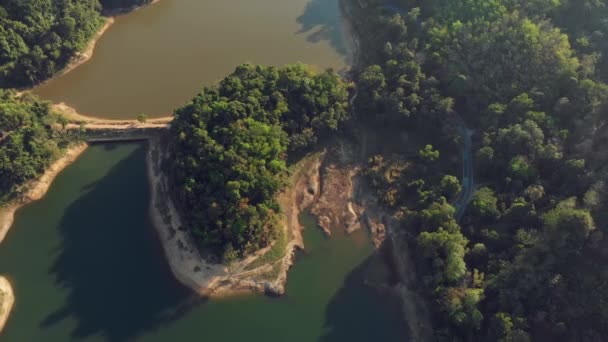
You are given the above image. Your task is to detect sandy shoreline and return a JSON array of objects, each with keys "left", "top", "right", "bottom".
[
  {"left": 0, "top": 144, "right": 87, "bottom": 334},
  {"left": 0, "top": 144, "right": 88, "bottom": 246},
  {"left": 56, "top": 102, "right": 173, "bottom": 125},
  {"left": 0, "top": 276, "right": 14, "bottom": 334}
]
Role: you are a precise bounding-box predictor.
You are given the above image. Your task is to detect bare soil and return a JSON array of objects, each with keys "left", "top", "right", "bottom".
[{"left": 0, "top": 276, "right": 14, "bottom": 334}]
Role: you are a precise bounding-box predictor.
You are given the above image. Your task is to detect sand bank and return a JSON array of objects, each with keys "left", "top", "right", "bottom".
[
  {"left": 0, "top": 276, "right": 14, "bottom": 334},
  {"left": 0, "top": 144, "right": 88, "bottom": 245}
]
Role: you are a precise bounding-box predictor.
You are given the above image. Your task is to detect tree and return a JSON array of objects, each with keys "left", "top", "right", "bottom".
[
  {"left": 419, "top": 144, "right": 439, "bottom": 162},
  {"left": 417, "top": 227, "right": 467, "bottom": 284},
  {"left": 0, "top": 0, "right": 104, "bottom": 87},
  {"left": 469, "top": 187, "right": 500, "bottom": 220},
  {"left": 167, "top": 64, "right": 350, "bottom": 259},
  {"left": 441, "top": 175, "right": 462, "bottom": 199},
  {"left": 0, "top": 90, "right": 74, "bottom": 204}
]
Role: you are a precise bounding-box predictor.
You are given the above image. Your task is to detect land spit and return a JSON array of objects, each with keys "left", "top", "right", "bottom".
[{"left": 0, "top": 119, "right": 432, "bottom": 338}]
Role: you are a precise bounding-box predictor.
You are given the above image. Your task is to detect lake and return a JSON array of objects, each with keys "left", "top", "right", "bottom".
[
  {"left": 0, "top": 143, "right": 408, "bottom": 341},
  {"left": 32, "top": 0, "right": 349, "bottom": 119}
]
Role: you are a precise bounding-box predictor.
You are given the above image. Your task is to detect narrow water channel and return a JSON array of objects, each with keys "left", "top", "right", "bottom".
[
  {"left": 32, "top": 0, "right": 349, "bottom": 119},
  {"left": 0, "top": 144, "right": 408, "bottom": 341}
]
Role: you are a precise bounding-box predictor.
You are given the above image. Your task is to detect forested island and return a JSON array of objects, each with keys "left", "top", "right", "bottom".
[{"left": 1, "top": 0, "right": 608, "bottom": 340}]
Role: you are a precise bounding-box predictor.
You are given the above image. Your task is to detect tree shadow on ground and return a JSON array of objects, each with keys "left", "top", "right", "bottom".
[
  {"left": 297, "top": 0, "right": 349, "bottom": 60},
  {"left": 41, "top": 144, "right": 206, "bottom": 342},
  {"left": 319, "top": 241, "right": 411, "bottom": 342}
]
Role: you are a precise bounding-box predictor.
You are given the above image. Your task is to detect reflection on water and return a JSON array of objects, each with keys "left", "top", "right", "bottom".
[
  {"left": 0, "top": 144, "right": 407, "bottom": 341},
  {"left": 32, "top": 0, "right": 349, "bottom": 119},
  {"left": 297, "top": 0, "right": 349, "bottom": 60}
]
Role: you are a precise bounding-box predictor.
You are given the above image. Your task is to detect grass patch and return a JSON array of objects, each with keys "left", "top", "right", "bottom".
[
  {"left": 244, "top": 223, "right": 288, "bottom": 271},
  {"left": 259, "top": 263, "right": 283, "bottom": 281}
]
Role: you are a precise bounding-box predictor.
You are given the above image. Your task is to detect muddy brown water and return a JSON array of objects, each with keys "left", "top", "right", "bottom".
[{"left": 32, "top": 0, "right": 349, "bottom": 119}]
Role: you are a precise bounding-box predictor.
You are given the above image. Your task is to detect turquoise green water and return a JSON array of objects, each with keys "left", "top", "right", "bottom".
[{"left": 0, "top": 144, "right": 408, "bottom": 341}]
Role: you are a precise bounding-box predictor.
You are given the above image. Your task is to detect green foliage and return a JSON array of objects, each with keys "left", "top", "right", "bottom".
[
  {"left": 0, "top": 0, "right": 152, "bottom": 87},
  {"left": 168, "top": 64, "right": 349, "bottom": 259},
  {"left": 418, "top": 144, "right": 439, "bottom": 162},
  {"left": 0, "top": 90, "right": 74, "bottom": 204},
  {"left": 0, "top": 0, "right": 104, "bottom": 87},
  {"left": 440, "top": 175, "right": 461, "bottom": 200},
  {"left": 417, "top": 227, "right": 467, "bottom": 284},
  {"left": 469, "top": 187, "right": 500, "bottom": 221},
  {"left": 352, "top": 0, "right": 608, "bottom": 338},
  {"left": 439, "top": 287, "right": 484, "bottom": 331}
]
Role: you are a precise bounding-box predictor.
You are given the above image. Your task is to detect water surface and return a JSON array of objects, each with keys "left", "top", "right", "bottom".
[
  {"left": 32, "top": 0, "right": 348, "bottom": 119},
  {"left": 0, "top": 143, "right": 408, "bottom": 341}
]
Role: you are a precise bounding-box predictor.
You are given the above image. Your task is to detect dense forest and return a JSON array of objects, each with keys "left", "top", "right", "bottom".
[
  {"left": 0, "top": 90, "right": 75, "bottom": 204},
  {"left": 167, "top": 64, "right": 350, "bottom": 260},
  {"left": 0, "top": 0, "right": 149, "bottom": 88},
  {"left": 349, "top": 0, "right": 608, "bottom": 340},
  {"left": 2, "top": 0, "right": 608, "bottom": 339}
]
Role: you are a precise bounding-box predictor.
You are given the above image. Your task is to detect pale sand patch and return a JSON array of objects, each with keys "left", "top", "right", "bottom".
[
  {"left": 0, "top": 144, "right": 88, "bottom": 245},
  {"left": 54, "top": 102, "right": 173, "bottom": 125},
  {"left": 0, "top": 276, "right": 14, "bottom": 334}
]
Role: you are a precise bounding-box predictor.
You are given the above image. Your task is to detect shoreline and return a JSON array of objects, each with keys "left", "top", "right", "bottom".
[
  {"left": 16, "top": 18, "right": 114, "bottom": 95},
  {"left": 146, "top": 135, "right": 306, "bottom": 297},
  {"left": 55, "top": 102, "right": 173, "bottom": 124},
  {"left": 0, "top": 144, "right": 87, "bottom": 334},
  {"left": 0, "top": 144, "right": 89, "bottom": 246},
  {"left": 0, "top": 276, "right": 14, "bottom": 334},
  {"left": 17, "top": 0, "right": 161, "bottom": 96}
]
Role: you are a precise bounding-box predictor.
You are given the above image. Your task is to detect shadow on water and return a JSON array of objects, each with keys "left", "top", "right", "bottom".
[
  {"left": 40, "top": 144, "right": 206, "bottom": 342},
  {"left": 319, "top": 241, "right": 410, "bottom": 342},
  {"left": 297, "top": 0, "right": 349, "bottom": 59}
]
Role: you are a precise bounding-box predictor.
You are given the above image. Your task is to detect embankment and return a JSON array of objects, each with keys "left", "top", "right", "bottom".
[
  {"left": 0, "top": 276, "right": 14, "bottom": 334},
  {"left": 0, "top": 144, "right": 87, "bottom": 334},
  {"left": 146, "top": 135, "right": 307, "bottom": 297}
]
